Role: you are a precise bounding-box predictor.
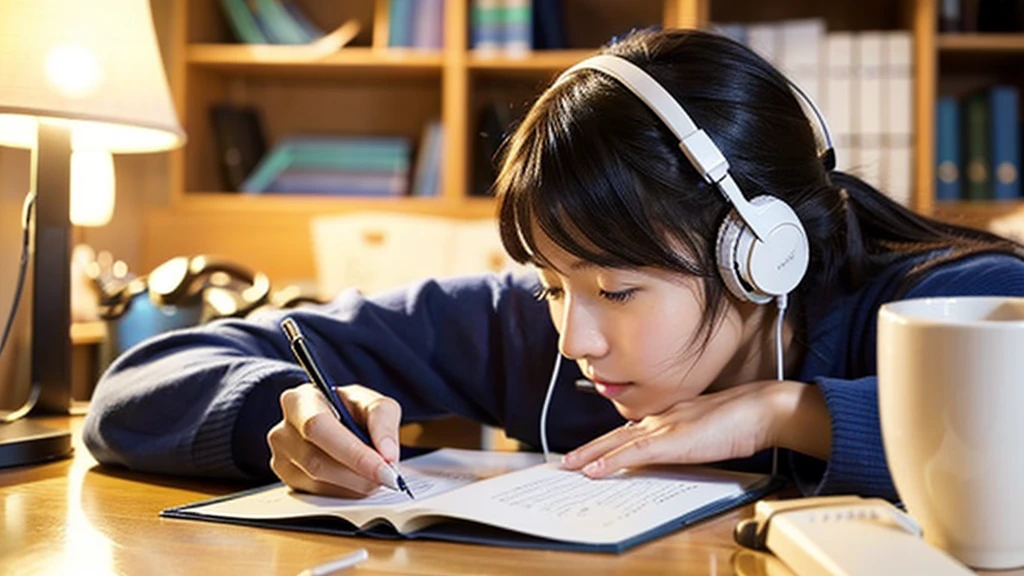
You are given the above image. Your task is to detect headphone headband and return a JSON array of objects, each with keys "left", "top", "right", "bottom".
[
  {"left": 557, "top": 55, "right": 770, "bottom": 241},
  {"left": 554, "top": 52, "right": 812, "bottom": 303}
]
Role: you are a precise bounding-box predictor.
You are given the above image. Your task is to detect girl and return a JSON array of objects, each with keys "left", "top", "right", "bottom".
[{"left": 84, "top": 28, "right": 1024, "bottom": 500}]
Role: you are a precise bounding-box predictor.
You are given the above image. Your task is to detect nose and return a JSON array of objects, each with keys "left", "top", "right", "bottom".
[{"left": 556, "top": 296, "right": 608, "bottom": 361}]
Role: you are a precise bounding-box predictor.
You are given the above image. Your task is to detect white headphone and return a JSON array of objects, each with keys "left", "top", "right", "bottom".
[{"left": 556, "top": 54, "right": 832, "bottom": 304}]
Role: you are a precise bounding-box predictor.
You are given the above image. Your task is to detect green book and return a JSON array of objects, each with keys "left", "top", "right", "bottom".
[
  {"left": 219, "top": 0, "right": 268, "bottom": 44},
  {"left": 251, "top": 0, "right": 311, "bottom": 44},
  {"left": 963, "top": 93, "right": 992, "bottom": 201}
]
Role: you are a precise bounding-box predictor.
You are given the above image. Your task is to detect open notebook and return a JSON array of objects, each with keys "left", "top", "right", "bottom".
[{"left": 162, "top": 448, "right": 782, "bottom": 553}]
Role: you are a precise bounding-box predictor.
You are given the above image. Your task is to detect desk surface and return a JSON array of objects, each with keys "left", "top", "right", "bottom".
[{"left": 0, "top": 417, "right": 1005, "bottom": 576}]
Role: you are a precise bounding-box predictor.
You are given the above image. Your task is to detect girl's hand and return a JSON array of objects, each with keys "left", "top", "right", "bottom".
[
  {"left": 267, "top": 383, "right": 402, "bottom": 497},
  {"left": 560, "top": 380, "right": 831, "bottom": 478}
]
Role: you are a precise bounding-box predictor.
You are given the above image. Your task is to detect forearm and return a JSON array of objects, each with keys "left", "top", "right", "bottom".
[{"left": 769, "top": 380, "right": 832, "bottom": 461}]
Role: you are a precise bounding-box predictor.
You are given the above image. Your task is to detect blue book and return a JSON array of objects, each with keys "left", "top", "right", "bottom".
[
  {"left": 471, "top": 0, "right": 503, "bottom": 51},
  {"left": 411, "top": 120, "right": 444, "bottom": 197},
  {"left": 388, "top": 0, "right": 415, "bottom": 48},
  {"left": 532, "top": 0, "right": 566, "bottom": 50},
  {"left": 281, "top": 0, "right": 326, "bottom": 40},
  {"left": 935, "top": 96, "right": 961, "bottom": 201},
  {"left": 989, "top": 86, "right": 1021, "bottom": 200},
  {"left": 270, "top": 170, "right": 408, "bottom": 196}
]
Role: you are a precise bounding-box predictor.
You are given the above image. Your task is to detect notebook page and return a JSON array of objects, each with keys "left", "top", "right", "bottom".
[
  {"left": 187, "top": 449, "right": 544, "bottom": 528},
  {"left": 422, "top": 462, "right": 765, "bottom": 545}
]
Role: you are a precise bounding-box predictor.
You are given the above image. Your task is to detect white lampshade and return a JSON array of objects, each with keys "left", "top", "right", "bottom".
[{"left": 0, "top": 0, "right": 186, "bottom": 153}]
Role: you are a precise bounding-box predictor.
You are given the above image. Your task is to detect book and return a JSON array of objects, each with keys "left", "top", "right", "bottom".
[
  {"left": 936, "top": 95, "right": 962, "bottom": 201},
  {"left": 963, "top": 92, "right": 992, "bottom": 200},
  {"left": 241, "top": 136, "right": 411, "bottom": 193},
  {"left": 161, "top": 448, "right": 781, "bottom": 553},
  {"left": 209, "top": 104, "right": 268, "bottom": 192},
  {"left": 250, "top": 0, "right": 312, "bottom": 44},
  {"left": 219, "top": 0, "right": 269, "bottom": 44},
  {"left": 388, "top": 0, "right": 415, "bottom": 48},
  {"left": 989, "top": 86, "right": 1021, "bottom": 200}
]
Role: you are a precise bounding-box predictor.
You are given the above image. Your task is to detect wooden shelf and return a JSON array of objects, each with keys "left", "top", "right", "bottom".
[
  {"left": 468, "top": 49, "right": 597, "bottom": 74},
  {"left": 176, "top": 193, "right": 497, "bottom": 217},
  {"left": 187, "top": 45, "right": 444, "bottom": 78},
  {"left": 937, "top": 33, "right": 1024, "bottom": 51}
]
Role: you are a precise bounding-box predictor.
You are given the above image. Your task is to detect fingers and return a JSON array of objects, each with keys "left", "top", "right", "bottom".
[
  {"left": 562, "top": 421, "right": 675, "bottom": 480},
  {"left": 561, "top": 423, "right": 638, "bottom": 471},
  {"left": 338, "top": 385, "right": 402, "bottom": 463},
  {"left": 278, "top": 384, "right": 391, "bottom": 490},
  {"left": 268, "top": 421, "right": 381, "bottom": 497},
  {"left": 577, "top": 431, "right": 673, "bottom": 479}
]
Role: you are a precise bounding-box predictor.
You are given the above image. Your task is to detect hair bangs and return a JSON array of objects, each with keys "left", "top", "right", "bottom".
[{"left": 497, "top": 80, "right": 702, "bottom": 275}]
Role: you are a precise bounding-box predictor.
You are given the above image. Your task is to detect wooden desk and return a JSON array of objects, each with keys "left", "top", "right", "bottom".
[
  {"left": 0, "top": 417, "right": 781, "bottom": 576},
  {"left": 0, "top": 417, "right": 1005, "bottom": 576}
]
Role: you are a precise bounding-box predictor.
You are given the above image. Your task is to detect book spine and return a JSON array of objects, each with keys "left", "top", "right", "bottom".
[
  {"left": 412, "top": 0, "right": 445, "bottom": 50},
  {"left": 502, "top": 0, "right": 533, "bottom": 55},
  {"left": 963, "top": 93, "right": 992, "bottom": 200},
  {"left": 388, "top": 0, "right": 415, "bottom": 48},
  {"left": 935, "top": 96, "right": 962, "bottom": 201},
  {"left": 251, "top": 0, "right": 311, "bottom": 44},
  {"left": 472, "top": 0, "right": 503, "bottom": 53},
  {"left": 219, "top": 0, "right": 269, "bottom": 44},
  {"left": 241, "top": 144, "right": 295, "bottom": 193},
  {"left": 411, "top": 121, "right": 443, "bottom": 197},
  {"left": 989, "top": 86, "right": 1021, "bottom": 200},
  {"left": 531, "top": 0, "right": 566, "bottom": 50},
  {"left": 270, "top": 171, "right": 408, "bottom": 196},
  {"left": 288, "top": 152, "right": 410, "bottom": 173},
  {"left": 281, "top": 0, "right": 326, "bottom": 40}
]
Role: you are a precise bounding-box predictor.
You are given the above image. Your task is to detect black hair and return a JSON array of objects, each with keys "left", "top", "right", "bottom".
[{"left": 495, "top": 27, "right": 1022, "bottom": 346}]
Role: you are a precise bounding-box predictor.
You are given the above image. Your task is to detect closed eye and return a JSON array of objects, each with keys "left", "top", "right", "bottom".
[
  {"left": 600, "top": 288, "right": 637, "bottom": 303},
  {"left": 535, "top": 286, "right": 564, "bottom": 301}
]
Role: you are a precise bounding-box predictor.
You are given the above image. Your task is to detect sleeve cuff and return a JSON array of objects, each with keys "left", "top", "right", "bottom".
[
  {"left": 192, "top": 362, "right": 308, "bottom": 479},
  {"left": 789, "top": 376, "right": 899, "bottom": 500}
]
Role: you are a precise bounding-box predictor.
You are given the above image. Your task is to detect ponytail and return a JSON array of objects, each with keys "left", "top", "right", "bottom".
[{"left": 831, "top": 171, "right": 1024, "bottom": 295}]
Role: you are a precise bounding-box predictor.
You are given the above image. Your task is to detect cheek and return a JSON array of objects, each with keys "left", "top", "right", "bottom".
[{"left": 623, "top": 297, "right": 705, "bottom": 387}]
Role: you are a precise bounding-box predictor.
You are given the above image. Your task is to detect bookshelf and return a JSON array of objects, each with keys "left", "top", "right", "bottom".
[
  {"left": 138, "top": 0, "right": 1024, "bottom": 286},
  {"left": 144, "top": 0, "right": 702, "bottom": 284}
]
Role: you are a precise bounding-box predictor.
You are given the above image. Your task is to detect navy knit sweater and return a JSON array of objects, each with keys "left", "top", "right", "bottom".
[{"left": 83, "top": 253, "right": 1024, "bottom": 500}]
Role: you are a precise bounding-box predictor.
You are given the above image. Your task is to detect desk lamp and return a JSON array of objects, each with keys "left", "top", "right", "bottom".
[{"left": 0, "top": 0, "right": 185, "bottom": 467}]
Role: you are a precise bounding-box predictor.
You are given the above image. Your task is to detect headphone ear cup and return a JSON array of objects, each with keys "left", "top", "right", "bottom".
[
  {"left": 716, "top": 210, "right": 772, "bottom": 304},
  {"left": 716, "top": 195, "right": 808, "bottom": 303}
]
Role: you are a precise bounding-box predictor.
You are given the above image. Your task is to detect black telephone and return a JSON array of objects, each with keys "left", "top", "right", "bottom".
[
  {"left": 98, "top": 255, "right": 272, "bottom": 355},
  {"left": 99, "top": 255, "right": 271, "bottom": 322}
]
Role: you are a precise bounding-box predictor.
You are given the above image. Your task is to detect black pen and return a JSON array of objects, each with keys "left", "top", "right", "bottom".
[{"left": 281, "top": 317, "right": 414, "bottom": 499}]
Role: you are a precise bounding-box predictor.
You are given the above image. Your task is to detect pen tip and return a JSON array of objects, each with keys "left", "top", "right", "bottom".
[{"left": 397, "top": 476, "right": 415, "bottom": 500}]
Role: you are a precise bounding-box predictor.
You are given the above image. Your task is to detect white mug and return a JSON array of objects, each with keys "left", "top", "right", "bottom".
[{"left": 878, "top": 296, "right": 1024, "bottom": 569}]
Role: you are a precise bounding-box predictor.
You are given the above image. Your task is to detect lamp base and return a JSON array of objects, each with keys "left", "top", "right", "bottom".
[{"left": 0, "top": 419, "right": 73, "bottom": 468}]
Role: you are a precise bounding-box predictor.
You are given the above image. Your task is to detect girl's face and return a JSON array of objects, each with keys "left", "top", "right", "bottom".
[{"left": 533, "top": 231, "right": 747, "bottom": 421}]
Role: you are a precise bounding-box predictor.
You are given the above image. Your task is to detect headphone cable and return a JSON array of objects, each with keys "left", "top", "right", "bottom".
[
  {"left": 539, "top": 351, "right": 562, "bottom": 462},
  {"left": 772, "top": 293, "right": 789, "bottom": 477},
  {"left": 0, "top": 191, "right": 40, "bottom": 423}
]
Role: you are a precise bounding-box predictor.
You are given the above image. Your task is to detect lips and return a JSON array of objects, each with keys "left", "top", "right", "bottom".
[{"left": 592, "top": 379, "right": 633, "bottom": 399}]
